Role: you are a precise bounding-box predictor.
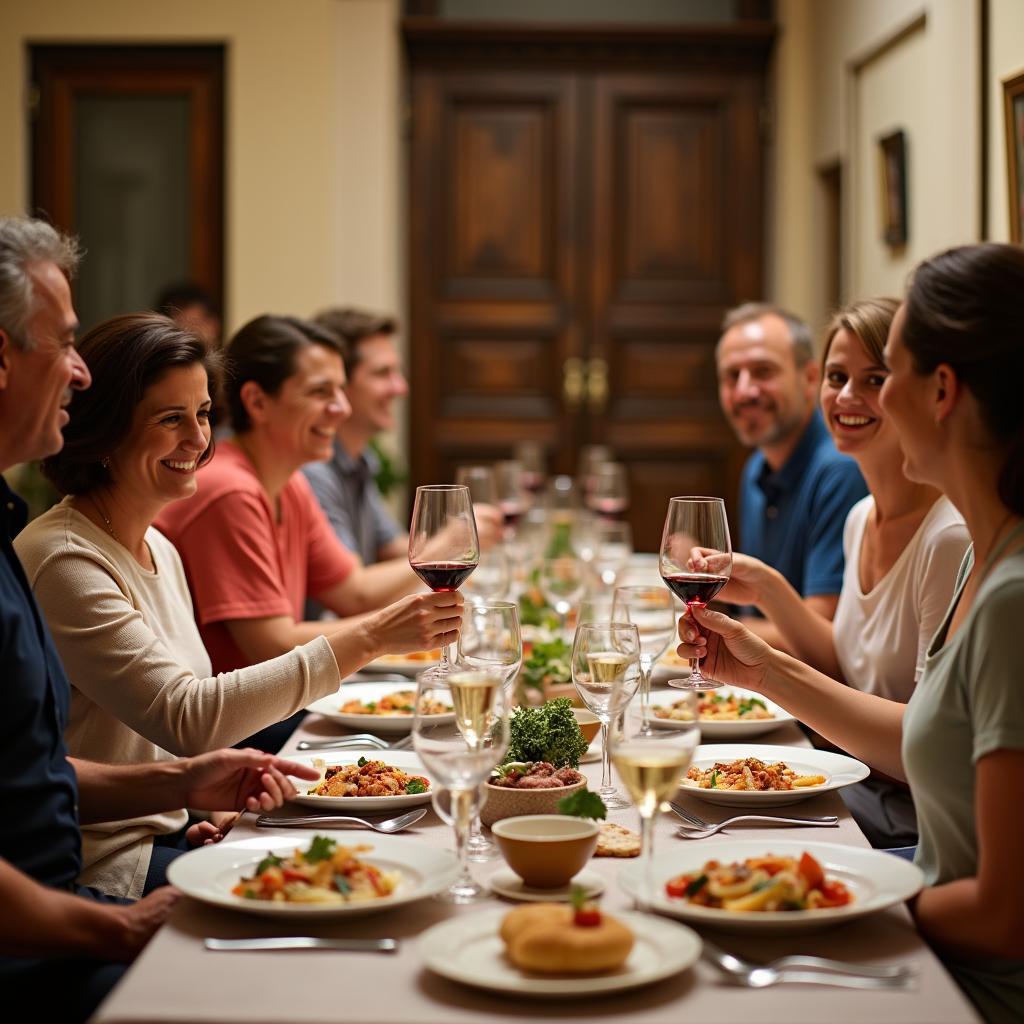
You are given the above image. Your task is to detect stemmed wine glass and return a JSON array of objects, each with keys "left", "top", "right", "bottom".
[
  {"left": 409, "top": 484, "right": 480, "bottom": 681},
  {"left": 585, "top": 518, "right": 633, "bottom": 590},
  {"left": 455, "top": 465, "right": 498, "bottom": 506},
  {"left": 571, "top": 621, "right": 641, "bottom": 810},
  {"left": 587, "top": 462, "right": 630, "bottom": 517},
  {"left": 539, "top": 555, "right": 585, "bottom": 636},
  {"left": 659, "top": 496, "right": 732, "bottom": 691},
  {"left": 495, "top": 460, "right": 528, "bottom": 536},
  {"left": 612, "top": 585, "right": 675, "bottom": 736},
  {"left": 456, "top": 600, "right": 522, "bottom": 860},
  {"left": 513, "top": 440, "right": 546, "bottom": 497},
  {"left": 611, "top": 704, "right": 699, "bottom": 909},
  {"left": 412, "top": 668, "right": 509, "bottom": 903}
]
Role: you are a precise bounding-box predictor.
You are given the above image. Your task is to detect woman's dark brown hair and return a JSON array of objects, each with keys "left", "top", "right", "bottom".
[
  {"left": 902, "top": 242, "right": 1024, "bottom": 515},
  {"left": 42, "top": 313, "right": 220, "bottom": 495},
  {"left": 224, "top": 315, "right": 345, "bottom": 433}
]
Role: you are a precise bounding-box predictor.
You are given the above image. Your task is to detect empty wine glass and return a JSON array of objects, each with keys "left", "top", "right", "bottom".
[
  {"left": 659, "top": 496, "right": 732, "bottom": 691},
  {"left": 611, "top": 704, "right": 700, "bottom": 908},
  {"left": 455, "top": 465, "right": 498, "bottom": 506},
  {"left": 587, "top": 518, "right": 632, "bottom": 590},
  {"left": 412, "top": 669, "right": 509, "bottom": 902},
  {"left": 612, "top": 585, "right": 675, "bottom": 736},
  {"left": 455, "top": 600, "right": 522, "bottom": 861},
  {"left": 463, "top": 546, "right": 510, "bottom": 603},
  {"left": 571, "top": 621, "right": 641, "bottom": 810},
  {"left": 588, "top": 461, "right": 630, "bottom": 517},
  {"left": 513, "top": 440, "right": 546, "bottom": 497},
  {"left": 495, "top": 460, "right": 528, "bottom": 537},
  {"left": 539, "top": 555, "right": 585, "bottom": 636},
  {"left": 409, "top": 484, "right": 480, "bottom": 680}
]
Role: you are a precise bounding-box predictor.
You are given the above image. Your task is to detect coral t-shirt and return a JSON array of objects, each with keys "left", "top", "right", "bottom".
[{"left": 155, "top": 441, "right": 356, "bottom": 673}]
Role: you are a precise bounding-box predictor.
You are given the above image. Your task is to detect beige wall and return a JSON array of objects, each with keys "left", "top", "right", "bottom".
[
  {"left": 987, "top": 0, "right": 1024, "bottom": 241},
  {"left": 0, "top": 0, "right": 402, "bottom": 334}
]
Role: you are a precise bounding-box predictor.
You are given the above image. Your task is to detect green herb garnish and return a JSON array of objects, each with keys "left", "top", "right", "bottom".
[
  {"left": 503, "top": 698, "right": 588, "bottom": 768},
  {"left": 333, "top": 876, "right": 351, "bottom": 896},
  {"left": 255, "top": 852, "right": 283, "bottom": 874},
  {"left": 558, "top": 788, "right": 607, "bottom": 820},
  {"left": 357, "top": 756, "right": 369, "bottom": 767},
  {"left": 710, "top": 770, "right": 719, "bottom": 789},
  {"left": 304, "top": 835, "right": 337, "bottom": 863},
  {"left": 520, "top": 638, "right": 573, "bottom": 692},
  {"left": 685, "top": 874, "right": 708, "bottom": 897},
  {"left": 405, "top": 778, "right": 428, "bottom": 794}
]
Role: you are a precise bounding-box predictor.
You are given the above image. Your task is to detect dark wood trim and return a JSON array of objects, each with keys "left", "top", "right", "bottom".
[{"left": 979, "top": 0, "right": 989, "bottom": 240}]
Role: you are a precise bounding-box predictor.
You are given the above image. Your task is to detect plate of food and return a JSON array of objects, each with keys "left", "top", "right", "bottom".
[
  {"left": 305, "top": 680, "right": 454, "bottom": 733},
  {"left": 167, "top": 832, "right": 458, "bottom": 918},
  {"left": 418, "top": 904, "right": 701, "bottom": 996},
  {"left": 679, "top": 743, "right": 869, "bottom": 806},
  {"left": 619, "top": 840, "right": 923, "bottom": 933},
  {"left": 362, "top": 649, "right": 441, "bottom": 675},
  {"left": 650, "top": 687, "right": 795, "bottom": 739},
  {"left": 285, "top": 751, "right": 433, "bottom": 810},
  {"left": 651, "top": 646, "right": 692, "bottom": 683}
]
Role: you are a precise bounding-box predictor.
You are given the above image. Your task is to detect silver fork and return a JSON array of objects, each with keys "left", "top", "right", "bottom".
[
  {"left": 254, "top": 808, "right": 426, "bottom": 832},
  {"left": 702, "top": 939, "right": 916, "bottom": 988},
  {"left": 669, "top": 800, "right": 838, "bottom": 837},
  {"left": 296, "top": 734, "right": 413, "bottom": 752}
]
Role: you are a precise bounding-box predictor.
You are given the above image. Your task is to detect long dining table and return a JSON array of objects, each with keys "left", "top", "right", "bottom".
[{"left": 91, "top": 688, "right": 980, "bottom": 1024}]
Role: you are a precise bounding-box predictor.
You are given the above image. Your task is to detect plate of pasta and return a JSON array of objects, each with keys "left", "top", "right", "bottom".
[
  {"left": 679, "top": 744, "right": 869, "bottom": 806},
  {"left": 618, "top": 840, "right": 923, "bottom": 933},
  {"left": 305, "top": 680, "right": 454, "bottom": 733},
  {"left": 286, "top": 751, "right": 433, "bottom": 810},
  {"left": 167, "top": 832, "right": 458, "bottom": 918},
  {"left": 363, "top": 649, "right": 442, "bottom": 675},
  {"left": 650, "top": 687, "right": 795, "bottom": 739}
]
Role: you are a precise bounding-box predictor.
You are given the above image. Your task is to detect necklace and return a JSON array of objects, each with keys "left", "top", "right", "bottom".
[{"left": 90, "top": 493, "right": 120, "bottom": 544}]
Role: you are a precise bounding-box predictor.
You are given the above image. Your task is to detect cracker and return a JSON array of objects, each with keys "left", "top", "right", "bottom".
[{"left": 594, "top": 822, "right": 641, "bottom": 858}]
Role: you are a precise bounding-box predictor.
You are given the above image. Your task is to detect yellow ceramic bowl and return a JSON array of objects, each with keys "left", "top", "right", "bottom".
[{"left": 491, "top": 814, "right": 600, "bottom": 888}]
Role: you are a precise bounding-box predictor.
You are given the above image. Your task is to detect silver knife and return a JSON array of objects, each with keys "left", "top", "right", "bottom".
[{"left": 205, "top": 937, "right": 398, "bottom": 953}]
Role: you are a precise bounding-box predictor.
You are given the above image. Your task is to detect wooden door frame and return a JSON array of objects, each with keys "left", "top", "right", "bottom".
[{"left": 31, "top": 45, "right": 225, "bottom": 303}]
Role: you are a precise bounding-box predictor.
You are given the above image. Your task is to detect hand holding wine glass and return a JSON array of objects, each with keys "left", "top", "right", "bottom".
[
  {"left": 659, "top": 496, "right": 732, "bottom": 690},
  {"left": 409, "top": 484, "right": 480, "bottom": 680}
]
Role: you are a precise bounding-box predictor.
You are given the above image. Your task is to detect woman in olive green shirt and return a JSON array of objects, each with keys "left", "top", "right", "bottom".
[{"left": 677, "top": 242, "right": 1024, "bottom": 1023}]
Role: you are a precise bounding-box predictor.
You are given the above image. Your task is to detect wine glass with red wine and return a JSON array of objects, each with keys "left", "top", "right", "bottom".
[
  {"left": 409, "top": 484, "right": 480, "bottom": 680},
  {"left": 658, "top": 496, "right": 732, "bottom": 690}
]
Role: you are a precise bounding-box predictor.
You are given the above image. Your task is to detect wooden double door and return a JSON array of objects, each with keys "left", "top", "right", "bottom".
[{"left": 407, "top": 24, "right": 773, "bottom": 549}]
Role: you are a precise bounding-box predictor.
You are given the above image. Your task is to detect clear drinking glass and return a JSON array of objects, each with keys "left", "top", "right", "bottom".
[
  {"left": 539, "top": 555, "right": 585, "bottom": 636},
  {"left": 612, "top": 585, "right": 675, "bottom": 736},
  {"left": 611, "top": 705, "right": 699, "bottom": 908},
  {"left": 412, "top": 669, "right": 509, "bottom": 902},
  {"left": 455, "top": 465, "right": 498, "bottom": 506},
  {"left": 658, "top": 496, "right": 732, "bottom": 691},
  {"left": 513, "top": 440, "right": 546, "bottom": 497},
  {"left": 571, "top": 621, "right": 641, "bottom": 810},
  {"left": 495, "top": 460, "right": 528, "bottom": 537},
  {"left": 409, "top": 484, "right": 480, "bottom": 681},
  {"left": 456, "top": 601, "right": 522, "bottom": 860},
  {"left": 463, "top": 546, "right": 510, "bottom": 604},
  {"left": 588, "top": 519, "right": 633, "bottom": 590},
  {"left": 587, "top": 461, "right": 630, "bottom": 517}
]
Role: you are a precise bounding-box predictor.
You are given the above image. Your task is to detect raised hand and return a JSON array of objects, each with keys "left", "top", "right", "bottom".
[{"left": 676, "top": 603, "right": 773, "bottom": 692}]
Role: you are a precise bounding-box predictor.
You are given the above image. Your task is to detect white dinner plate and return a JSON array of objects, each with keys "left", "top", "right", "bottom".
[
  {"left": 363, "top": 652, "right": 440, "bottom": 675},
  {"left": 649, "top": 687, "right": 796, "bottom": 740},
  {"left": 619, "top": 839, "right": 923, "bottom": 934},
  {"left": 651, "top": 649, "right": 692, "bottom": 684},
  {"left": 679, "top": 743, "right": 869, "bottom": 806},
  {"left": 305, "top": 680, "right": 454, "bottom": 734},
  {"left": 167, "top": 832, "right": 458, "bottom": 919},
  {"left": 418, "top": 909, "right": 701, "bottom": 996},
  {"left": 284, "top": 750, "right": 433, "bottom": 811}
]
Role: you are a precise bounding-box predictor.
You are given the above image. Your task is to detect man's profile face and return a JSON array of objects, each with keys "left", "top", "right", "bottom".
[
  {"left": 0, "top": 260, "right": 89, "bottom": 462},
  {"left": 345, "top": 334, "right": 408, "bottom": 435},
  {"left": 716, "top": 314, "right": 817, "bottom": 451}
]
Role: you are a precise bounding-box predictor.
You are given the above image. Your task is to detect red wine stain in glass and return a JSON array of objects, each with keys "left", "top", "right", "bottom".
[{"left": 412, "top": 561, "right": 477, "bottom": 592}]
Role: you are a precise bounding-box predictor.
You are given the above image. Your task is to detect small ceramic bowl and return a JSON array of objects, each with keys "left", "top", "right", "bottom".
[
  {"left": 491, "top": 814, "right": 600, "bottom": 888},
  {"left": 572, "top": 707, "right": 601, "bottom": 745},
  {"left": 479, "top": 776, "right": 586, "bottom": 827}
]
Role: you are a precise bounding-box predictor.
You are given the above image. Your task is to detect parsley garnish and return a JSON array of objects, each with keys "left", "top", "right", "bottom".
[
  {"left": 405, "top": 778, "right": 428, "bottom": 794},
  {"left": 557, "top": 788, "right": 607, "bottom": 820},
  {"left": 710, "top": 770, "right": 719, "bottom": 789},
  {"left": 357, "top": 756, "right": 369, "bottom": 767},
  {"left": 255, "top": 852, "right": 283, "bottom": 874},
  {"left": 685, "top": 874, "right": 708, "bottom": 897},
  {"left": 304, "top": 835, "right": 337, "bottom": 863}
]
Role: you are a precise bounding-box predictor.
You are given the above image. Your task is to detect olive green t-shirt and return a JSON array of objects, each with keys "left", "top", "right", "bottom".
[{"left": 903, "top": 541, "right": 1024, "bottom": 1023}]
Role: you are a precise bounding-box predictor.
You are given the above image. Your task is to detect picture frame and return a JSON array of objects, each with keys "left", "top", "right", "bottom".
[
  {"left": 1003, "top": 70, "right": 1024, "bottom": 245},
  {"left": 878, "top": 129, "right": 908, "bottom": 248}
]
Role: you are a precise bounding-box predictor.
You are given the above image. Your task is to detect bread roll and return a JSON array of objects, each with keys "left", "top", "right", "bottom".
[{"left": 501, "top": 903, "right": 634, "bottom": 975}]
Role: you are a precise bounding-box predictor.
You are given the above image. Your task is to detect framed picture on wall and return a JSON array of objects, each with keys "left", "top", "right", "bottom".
[
  {"left": 1004, "top": 70, "right": 1024, "bottom": 244},
  {"left": 878, "top": 129, "right": 908, "bottom": 248}
]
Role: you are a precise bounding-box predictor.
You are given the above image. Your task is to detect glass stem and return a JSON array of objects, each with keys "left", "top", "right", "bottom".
[
  {"left": 640, "top": 810, "right": 657, "bottom": 910},
  {"left": 639, "top": 657, "right": 652, "bottom": 728},
  {"left": 599, "top": 720, "right": 612, "bottom": 791},
  {"left": 452, "top": 788, "right": 472, "bottom": 883}
]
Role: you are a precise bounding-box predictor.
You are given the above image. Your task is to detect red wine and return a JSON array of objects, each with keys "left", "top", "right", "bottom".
[
  {"left": 662, "top": 573, "right": 729, "bottom": 605},
  {"left": 500, "top": 501, "right": 524, "bottom": 528},
  {"left": 412, "top": 560, "right": 477, "bottom": 592},
  {"left": 589, "top": 497, "right": 627, "bottom": 516}
]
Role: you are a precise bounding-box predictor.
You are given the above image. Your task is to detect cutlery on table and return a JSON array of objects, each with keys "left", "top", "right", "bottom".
[
  {"left": 296, "top": 734, "right": 413, "bottom": 752},
  {"left": 669, "top": 801, "right": 838, "bottom": 838},
  {"left": 205, "top": 937, "right": 398, "bottom": 953},
  {"left": 701, "top": 939, "right": 916, "bottom": 989},
  {"left": 255, "top": 808, "right": 426, "bottom": 833}
]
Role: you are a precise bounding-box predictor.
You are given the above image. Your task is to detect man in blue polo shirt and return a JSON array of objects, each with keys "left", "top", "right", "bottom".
[
  {"left": 0, "top": 216, "right": 317, "bottom": 1021},
  {"left": 717, "top": 303, "right": 867, "bottom": 647}
]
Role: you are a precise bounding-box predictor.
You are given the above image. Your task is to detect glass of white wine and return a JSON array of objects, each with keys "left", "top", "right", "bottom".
[
  {"left": 412, "top": 669, "right": 509, "bottom": 902},
  {"left": 612, "top": 711, "right": 699, "bottom": 909},
  {"left": 612, "top": 585, "right": 676, "bottom": 737},
  {"left": 570, "top": 621, "right": 641, "bottom": 810}
]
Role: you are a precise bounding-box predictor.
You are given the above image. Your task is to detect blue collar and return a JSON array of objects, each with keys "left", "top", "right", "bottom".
[
  {"left": 755, "top": 408, "right": 830, "bottom": 498},
  {"left": 331, "top": 440, "right": 379, "bottom": 480},
  {"left": 0, "top": 477, "right": 28, "bottom": 541}
]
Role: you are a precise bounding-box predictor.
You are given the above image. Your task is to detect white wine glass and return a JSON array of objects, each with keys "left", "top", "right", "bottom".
[
  {"left": 659, "top": 496, "right": 732, "bottom": 691},
  {"left": 455, "top": 600, "right": 522, "bottom": 861},
  {"left": 412, "top": 669, "right": 509, "bottom": 902},
  {"left": 612, "top": 708, "right": 699, "bottom": 909},
  {"left": 408, "top": 484, "right": 480, "bottom": 680},
  {"left": 571, "top": 621, "right": 640, "bottom": 810},
  {"left": 612, "top": 585, "right": 675, "bottom": 737}
]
